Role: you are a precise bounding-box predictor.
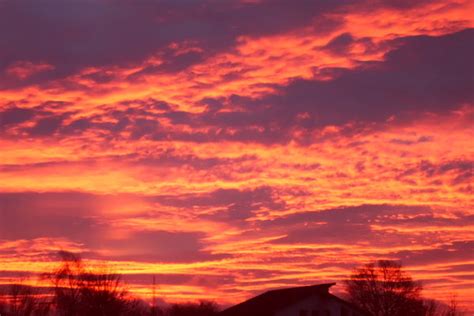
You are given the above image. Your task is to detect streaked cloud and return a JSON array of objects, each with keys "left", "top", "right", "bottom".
[{"left": 1, "top": 0, "right": 473, "bottom": 311}]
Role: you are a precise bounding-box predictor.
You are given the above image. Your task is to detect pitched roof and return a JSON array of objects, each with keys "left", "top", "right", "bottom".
[{"left": 219, "top": 283, "right": 337, "bottom": 316}]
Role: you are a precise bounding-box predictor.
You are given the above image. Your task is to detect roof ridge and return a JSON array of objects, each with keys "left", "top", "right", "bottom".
[
  {"left": 219, "top": 283, "right": 339, "bottom": 316},
  {"left": 263, "top": 282, "right": 336, "bottom": 295}
]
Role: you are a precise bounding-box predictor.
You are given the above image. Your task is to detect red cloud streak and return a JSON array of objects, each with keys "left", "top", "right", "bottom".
[{"left": 0, "top": 0, "right": 473, "bottom": 312}]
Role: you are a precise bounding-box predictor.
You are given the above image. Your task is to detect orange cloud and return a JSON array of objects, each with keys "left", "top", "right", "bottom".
[{"left": 1, "top": 0, "right": 473, "bottom": 312}]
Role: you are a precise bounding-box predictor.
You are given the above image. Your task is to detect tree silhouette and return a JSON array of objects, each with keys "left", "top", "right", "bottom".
[
  {"left": 44, "top": 251, "right": 139, "bottom": 316},
  {"left": 441, "top": 295, "right": 464, "bottom": 316},
  {"left": 1, "top": 251, "right": 221, "bottom": 316},
  {"left": 0, "top": 282, "right": 50, "bottom": 316},
  {"left": 344, "top": 260, "right": 427, "bottom": 316}
]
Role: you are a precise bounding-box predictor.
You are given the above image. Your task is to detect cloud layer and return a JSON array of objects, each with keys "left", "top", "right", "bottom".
[{"left": 0, "top": 0, "right": 473, "bottom": 311}]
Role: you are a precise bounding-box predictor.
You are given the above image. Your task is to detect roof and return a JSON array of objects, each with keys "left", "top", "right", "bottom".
[{"left": 219, "top": 283, "right": 339, "bottom": 316}]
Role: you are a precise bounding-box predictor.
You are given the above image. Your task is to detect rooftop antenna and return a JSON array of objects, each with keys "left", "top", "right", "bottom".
[{"left": 152, "top": 275, "right": 157, "bottom": 316}]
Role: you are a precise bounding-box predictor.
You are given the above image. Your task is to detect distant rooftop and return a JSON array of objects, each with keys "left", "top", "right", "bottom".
[{"left": 219, "top": 283, "right": 341, "bottom": 316}]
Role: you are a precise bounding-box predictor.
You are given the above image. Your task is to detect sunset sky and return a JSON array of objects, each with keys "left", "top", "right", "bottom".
[{"left": 0, "top": 0, "right": 473, "bottom": 311}]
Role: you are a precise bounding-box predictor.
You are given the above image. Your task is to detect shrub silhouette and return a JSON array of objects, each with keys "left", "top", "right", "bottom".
[{"left": 167, "top": 301, "right": 219, "bottom": 316}]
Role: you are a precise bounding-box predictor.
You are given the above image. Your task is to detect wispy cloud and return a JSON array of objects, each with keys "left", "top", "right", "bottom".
[{"left": 0, "top": 0, "right": 473, "bottom": 311}]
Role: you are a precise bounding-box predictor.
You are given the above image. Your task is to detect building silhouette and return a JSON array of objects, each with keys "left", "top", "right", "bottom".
[{"left": 219, "top": 283, "right": 367, "bottom": 316}]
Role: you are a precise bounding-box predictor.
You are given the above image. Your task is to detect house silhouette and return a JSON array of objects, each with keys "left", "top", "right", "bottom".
[{"left": 219, "top": 283, "right": 368, "bottom": 316}]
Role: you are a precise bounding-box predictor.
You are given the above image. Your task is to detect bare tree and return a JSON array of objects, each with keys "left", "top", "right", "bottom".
[
  {"left": 423, "top": 295, "right": 465, "bottom": 316},
  {"left": 44, "top": 251, "right": 138, "bottom": 316},
  {"left": 8, "top": 283, "right": 36, "bottom": 316},
  {"left": 344, "top": 260, "right": 428, "bottom": 316},
  {"left": 441, "top": 295, "right": 464, "bottom": 316},
  {"left": 0, "top": 281, "right": 50, "bottom": 316},
  {"left": 423, "top": 299, "right": 439, "bottom": 316}
]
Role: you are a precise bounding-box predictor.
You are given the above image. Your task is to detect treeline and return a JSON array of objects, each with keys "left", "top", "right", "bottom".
[
  {"left": 0, "top": 252, "right": 465, "bottom": 316},
  {"left": 0, "top": 252, "right": 219, "bottom": 316}
]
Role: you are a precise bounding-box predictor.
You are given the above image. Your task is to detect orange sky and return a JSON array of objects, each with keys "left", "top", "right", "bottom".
[{"left": 0, "top": 0, "right": 473, "bottom": 311}]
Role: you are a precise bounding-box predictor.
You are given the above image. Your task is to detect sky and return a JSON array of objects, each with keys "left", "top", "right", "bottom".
[{"left": 0, "top": 0, "right": 473, "bottom": 311}]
